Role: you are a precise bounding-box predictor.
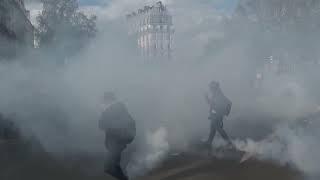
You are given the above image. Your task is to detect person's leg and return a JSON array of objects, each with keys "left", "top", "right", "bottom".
[
  {"left": 104, "top": 135, "right": 115, "bottom": 172},
  {"left": 104, "top": 136, "right": 128, "bottom": 179},
  {"left": 205, "top": 119, "right": 217, "bottom": 156},
  {"left": 114, "top": 144, "right": 128, "bottom": 180},
  {"left": 105, "top": 147, "right": 129, "bottom": 179},
  {"left": 216, "top": 118, "right": 235, "bottom": 148},
  {"left": 207, "top": 119, "right": 217, "bottom": 145},
  {"left": 105, "top": 140, "right": 118, "bottom": 174}
]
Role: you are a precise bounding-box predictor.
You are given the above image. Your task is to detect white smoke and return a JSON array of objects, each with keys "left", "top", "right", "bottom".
[
  {"left": 3, "top": 0, "right": 320, "bottom": 179},
  {"left": 235, "top": 119, "right": 320, "bottom": 175},
  {"left": 127, "top": 127, "right": 169, "bottom": 177},
  {"left": 144, "top": 127, "right": 169, "bottom": 167}
]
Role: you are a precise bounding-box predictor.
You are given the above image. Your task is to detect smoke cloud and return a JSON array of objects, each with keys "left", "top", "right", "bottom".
[{"left": 2, "top": 0, "right": 320, "bottom": 179}]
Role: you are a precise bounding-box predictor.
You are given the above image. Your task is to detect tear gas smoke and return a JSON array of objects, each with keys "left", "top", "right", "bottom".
[{"left": 2, "top": 0, "right": 320, "bottom": 178}]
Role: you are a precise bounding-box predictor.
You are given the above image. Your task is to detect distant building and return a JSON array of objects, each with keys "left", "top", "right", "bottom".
[
  {"left": 126, "top": 1, "right": 174, "bottom": 60},
  {"left": 0, "top": 0, "right": 34, "bottom": 59}
]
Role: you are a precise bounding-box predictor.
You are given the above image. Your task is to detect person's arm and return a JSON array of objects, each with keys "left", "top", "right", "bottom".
[{"left": 205, "top": 93, "right": 216, "bottom": 115}]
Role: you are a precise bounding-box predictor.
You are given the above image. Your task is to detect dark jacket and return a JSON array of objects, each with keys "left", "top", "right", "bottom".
[
  {"left": 209, "top": 88, "right": 232, "bottom": 116},
  {"left": 99, "top": 102, "right": 136, "bottom": 144}
]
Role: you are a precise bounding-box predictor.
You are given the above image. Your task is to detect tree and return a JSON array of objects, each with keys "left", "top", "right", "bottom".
[{"left": 36, "top": 0, "right": 97, "bottom": 58}]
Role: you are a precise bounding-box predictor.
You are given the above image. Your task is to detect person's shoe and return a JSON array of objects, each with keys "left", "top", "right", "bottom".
[
  {"left": 105, "top": 170, "right": 128, "bottom": 180},
  {"left": 116, "top": 165, "right": 129, "bottom": 180},
  {"left": 105, "top": 166, "right": 128, "bottom": 180}
]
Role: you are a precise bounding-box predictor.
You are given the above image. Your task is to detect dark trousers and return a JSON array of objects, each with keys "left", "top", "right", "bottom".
[
  {"left": 104, "top": 134, "right": 128, "bottom": 180},
  {"left": 207, "top": 114, "right": 233, "bottom": 146}
]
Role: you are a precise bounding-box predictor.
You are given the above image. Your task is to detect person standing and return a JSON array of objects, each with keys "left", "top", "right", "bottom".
[{"left": 99, "top": 92, "right": 136, "bottom": 180}]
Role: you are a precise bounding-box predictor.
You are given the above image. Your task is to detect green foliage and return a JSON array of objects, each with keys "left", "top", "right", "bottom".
[{"left": 36, "top": 0, "right": 97, "bottom": 57}]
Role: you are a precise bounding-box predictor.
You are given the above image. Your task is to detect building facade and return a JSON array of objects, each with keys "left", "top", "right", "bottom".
[
  {"left": 126, "top": 1, "right": 174, "bottom": 60},
  {"left": 0, "top": 0, "right": 34, "bottom": 59}
]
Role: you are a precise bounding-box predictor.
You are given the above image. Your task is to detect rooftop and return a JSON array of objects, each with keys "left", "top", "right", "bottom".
[{"left": 126, "top": 1, "right": 168, "bottom": 19}]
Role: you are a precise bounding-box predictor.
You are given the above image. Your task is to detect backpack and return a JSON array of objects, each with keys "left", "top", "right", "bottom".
[
  {"left": 100, "top": 102, "right": 136, "bottom": 144},
  {"left": 224, "top": 100, "right": 232, "bottom": 116},
  {"left": 213, "top": 90, "right": 232, "bottom": 116}
]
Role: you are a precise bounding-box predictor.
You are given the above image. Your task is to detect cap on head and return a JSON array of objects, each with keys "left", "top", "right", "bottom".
[
  {"left": 209, "top": 81, "right": 219, "bottom": 89},
  {"left": 103, "top": 91, "right": 116, "bottom": 102}
]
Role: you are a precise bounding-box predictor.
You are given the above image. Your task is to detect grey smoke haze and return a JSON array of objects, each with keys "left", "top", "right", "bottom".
[{"left": 2, "top": 0, "right": 320, "bottom": 178}]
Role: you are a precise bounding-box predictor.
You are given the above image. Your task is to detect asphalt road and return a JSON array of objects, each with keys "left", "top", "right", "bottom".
[
  {"left": 0, "top": 144, "right": 302, "bottom": 180},
  {"left": 140, "top": 153, "right": 302, "bottom": 180}
]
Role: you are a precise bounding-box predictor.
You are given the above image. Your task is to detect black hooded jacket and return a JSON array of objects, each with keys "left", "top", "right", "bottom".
[
  {"left": 208, "top": 87, "right": 232, "bottom": 116},
  {"left": 99, "top": 102, "right": 136, "bottom": 144}
]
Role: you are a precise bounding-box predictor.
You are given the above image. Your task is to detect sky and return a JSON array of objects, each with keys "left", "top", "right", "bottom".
[
  {"left": 77, "top": 0, "right": 239, "bottom": 12},
  {"left": 26, "top": 0, "right": 240, "bottom": 26},
  {"left": 79, "top": 0, "right": 108, "bottom": 6},
  {"left": 26, "top": 0, "right": 239, "bottom": 10}
]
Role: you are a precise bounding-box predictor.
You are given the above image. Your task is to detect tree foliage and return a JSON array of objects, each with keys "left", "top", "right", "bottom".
[{"left": 36, "top": 0, "right": 97, "bottom": 57}]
